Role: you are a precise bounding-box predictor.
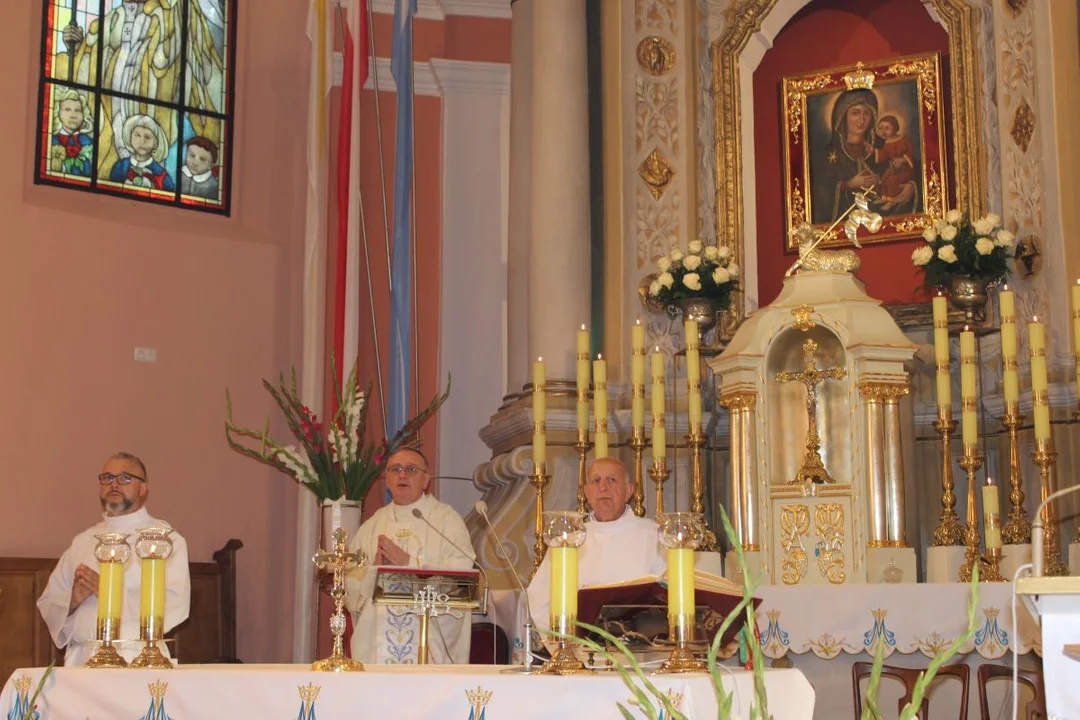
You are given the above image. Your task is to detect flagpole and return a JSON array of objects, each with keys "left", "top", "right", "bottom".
[
  {"left": 408, "top": 13, "right": 420, "bottom": 421},
  {"left": 367, "top": 0, "right": 394, "bottom": 295}
]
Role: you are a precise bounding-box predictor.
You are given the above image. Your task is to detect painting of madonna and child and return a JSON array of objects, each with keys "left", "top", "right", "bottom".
[
  {"left": 781, "top": 52, "right": 947, "bottom": 249},
  {"left": 35, "top": 0, "right": 236, "bottom": 213}
]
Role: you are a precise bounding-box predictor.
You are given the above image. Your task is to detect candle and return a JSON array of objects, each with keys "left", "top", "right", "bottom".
[
  {"left": 1029, "top": 317, "right": 1050, "bottom": 441},
  {"left": 576, "top": 326, "right": 590, "bottom": 437},
  {"left": 685, "top": 320, "right": 702, "bottom": 430},
  {"left": 96, "top": 560, "right": 124, "bottom": 623},
  {"left": 667, "top": 547, "right": 695, "bottom": 621},
  {"left": 631, "top": 321, "right": 646, "bottom": 432},
  {"left": 1073, "top": 280, "right": 1080, "bottom": 407},
  {"left": 1000, "top": 286, "right": 1019, "bottom": 406},
  {"left": 983, "top": 477, "right": 1002, "bottom": 550},
  {"left": 141, "top": 557, "right": 166, "bottom": 621},
  {"left": 533, "top": 358, "right": 546, "bottom": 466},
  {"left": 651, "top": 348, "right": 666, "bottom": 460},
  {"left": 960, "top": 327, "right": 978, "bottom": 448},
  {"left": 933, "top": 293, "right": 952, "bottom": 411},
  {"left": 594, "top": 354, "right": 608, "bottom": 458},
  {"left": 549, "top": 546, "right": 578, "bottom": 618}
]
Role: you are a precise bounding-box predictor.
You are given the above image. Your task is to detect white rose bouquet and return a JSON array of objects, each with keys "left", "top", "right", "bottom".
[
  {"left": 647, "top": 240, "right": 739, "bottom": 311},
  {"left": 910, "top": 210, "right": 1014, "bottom": 290}
]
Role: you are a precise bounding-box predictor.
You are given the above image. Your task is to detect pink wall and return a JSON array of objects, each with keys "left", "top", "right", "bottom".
[{"left": 0, "top": 2, "right": 311, "bottom": 662}]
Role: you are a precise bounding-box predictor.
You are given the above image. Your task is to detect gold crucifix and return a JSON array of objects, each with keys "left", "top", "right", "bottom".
[
  {"left": 311, "top": 527, "right": 365, "bottom": 672},
  {"left": 776, "top": 339, "right": 847, "bottom": 485}
]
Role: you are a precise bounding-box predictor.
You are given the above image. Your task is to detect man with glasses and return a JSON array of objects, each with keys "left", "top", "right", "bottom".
[
  {"left": 36, "top": 452, "right": 191, "bottom": 665},
  {"left": 344, "top": 447, "right": 475, "bottom": 664}
]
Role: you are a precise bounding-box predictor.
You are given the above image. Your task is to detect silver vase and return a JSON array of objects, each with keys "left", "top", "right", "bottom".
[
  {"left": 948, "top": 275, "right": 991, "bottom": 324},
  {"left": 670, "top": 297, "right": 718, "bottom": 345}
]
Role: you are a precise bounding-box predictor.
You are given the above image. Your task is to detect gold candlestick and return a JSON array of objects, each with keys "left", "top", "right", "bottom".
[
  {"left": 649, "top": 458, "right": 670, "bottom": 516},
  {"left": 311, "top": 527, "right": 364, "bottom": 672},
  {"left": 687, "top": 428, "right": 705, "bottom": 515},
  {"left": 958, "top": 450, "right": 984, "bottom": 582},
  {"left": 1000, "top": 409, "right": 1031, "bottom": 544},
  {"left": 629, "top": 428, "right": 647, "bottom": 517},
  {"left": 574, "top": 433, "right": 592, "bottom": 514},
  {"left": 1032, "top": 440, "right": 1070, "bottom": 576},
  {"left": 657, "top": 513, "right": 707, "bottom": 674},
  {"left": 983, "top": 545, "right": 1005, "bottom": 582},
  {"left": 128, "top": 528, "right": 177, "bottom": 669},
  {"left": 932, "top": 414, "right": 964, "bottom": 546},
  {"left": 529, "top": 464, "right": 551, "bottom": 581},
  {"left": 538, "top": 512, "right": 590, "bottom": 675},
  {"left": 85, "top": 533, "right": 131, "bottom": 669}
]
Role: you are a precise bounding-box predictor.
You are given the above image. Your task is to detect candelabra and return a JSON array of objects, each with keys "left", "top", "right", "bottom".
[
  {"left": 574, "top": 434, "right": 592, "bottom": 515},
  {"left": 687, "top": 428, "right": 705, "bottom": 515},
  {"left": 529, "top": 464, "right": 551, "bottom": 581},
  {"left": 311, "top": 527, "right": 364, "bottom": 672},
  {"left": 1000, "top": 410, "right": 1031, "bottom": 544},
  {"left": 649, "top": 458, "right": 670, "bottom": 517},
  {"left": 629, "top": 428, "right": 647, "bottom": 517},
  {"left": 931, "top": 414, "right": 964, "bottom": 546},
  {"left": 1032, "top": 439, "right": 1070, "bottom": 576},
  {"left": 958, "top": 450, "right": 985, "bottom": 583}
]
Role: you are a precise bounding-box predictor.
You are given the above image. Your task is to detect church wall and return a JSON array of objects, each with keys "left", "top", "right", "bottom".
[
  {"left": 0, "top": 2, "right": 311, "bottom": 661},
  {"left": 750, "top": 0, "right": 951, "bottom": 307}
]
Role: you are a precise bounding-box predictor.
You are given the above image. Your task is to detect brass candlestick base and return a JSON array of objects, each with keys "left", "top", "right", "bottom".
[
  {"left": 630, "top": 429, "right": 647, "bottom": 517},
  {"left": 538, "top": 614, "right": 590, "bottom": 675},
  {"left": 1000, "top": 410, "right": 1031, "bottom": 544},
  {"left": 85, "top": 618, "right": 127, "bottom": 668},
  {"left": 932, "top": 416, "right": 964, "bottom": 546},
  {"left": 981, "top": 546, "right": 1006, "bottom": 582},
  {"left": 649, "top": 460, "right": 670, "bottom": 517},
  {"left": 312, "top": 527, "right": 364, "bottom": 672},
  {"left": 657, "top": 614, "right": 706, "bottom": 674},
  {"left": 128, "top": 616, "right": 173, "bottom": 669},
  {"left": 1032, "top": 442, "right": 1070, "bottom": 576},
  {"left": 958, "top": 452, "right": 984, "bottom": 583},
  {"left": 574, "top": 437, "right": 592, "bottom": 514},
  {"left": 529, "top": 466, "right": 551, "bottom": 581}
]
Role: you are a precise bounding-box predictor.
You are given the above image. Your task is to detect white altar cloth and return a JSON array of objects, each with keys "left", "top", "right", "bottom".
[{"left": 0, "top": 663, "right": 815, "bottom": 719}]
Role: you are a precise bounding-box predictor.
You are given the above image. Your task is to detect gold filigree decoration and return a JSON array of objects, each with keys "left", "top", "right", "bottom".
[
  {"left": 925, "top": 162, "right": 944, "bottom": 220},
  {"left": 639, "top": 147, "right": 675, "bottom": 201},
  {"left": 814, "top": 503, "right": 846, "bottom": 584},
  {"left": 791, "top": 305, "right": 816, "bottom": 332},
  {"left": 789, "top": 178, "right": 807, "bottom": 227},
  {"left": 636, "top": 36, "right": 675, "bottom": 76},
  {"left": 149, "top": 680, "right": 168, "bottom": 700},
  {"left": 780, "top": 504, "right": 810, "bottom": 585},
  {"left": 1006, "top": 0, "right": 1028, "bottom": 17},
  {"left": 298, "top": 683, "right": 322, "bottom": 702},
  {"left": 719, "top": 391, "right": 757, "bottom": 411},
  {"left": 916, "top": 632, "right": 950, "bottom": 657},
  {"left": 883, "top": 58, "right": 938, "bottom": 117},
  {"left": 843, "top": 62, "right": 874, "bottom": 90},
  {"left": 793, "top": 223, "right": 860, "bottom": 272},
  {"left": 808, "top": 632, "right": 845, "bottom": 659},
  {"left": 890, "top": 216, "right": 933, "bottom": 234},
  {"left": 857, "top": 383, "right": 911, "bottom": 402},
  {"left": 1011, "top": 98, "right": 1035, "bottom": 153},
  {"left": 785, "top": 74, "right": 831, "bottom": 138},
  {"left": 466, "top": 685, "right": 494, "bottom": 711}
]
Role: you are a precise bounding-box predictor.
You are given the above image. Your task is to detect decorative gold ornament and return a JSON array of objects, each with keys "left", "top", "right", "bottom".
[
  {"left": 298, "top": 683, "right": 322, "bottom": 703},
  {"left": 1011, "top": 98, "right": 1036, "bottom": 153},
  {"left": 958, "top": 452, "right": 985, "bottom": 583},
  {"left": 843, "top": 62, "right": 875, "bottom": 90},
  {"left": 466, "top": 685, "right": 494, "bottom": 713},
  {"left": 932, "top": 416, "right": 964, "bottom": 546},
  {"left": 636, "top": 36, "right": 675, "bottom": 76},
  {"left": 814, "top": 503, "right": 846, "bottom": 584},
  {"left": 575, "top": 437, "right": 592, "bottom": 515},
  {"left": 638, "top": 147, "right": 675, "bottom": 200},
  {"left": 785, "top": 74, "right": 831, "bottom": 138},
  {"left": 1032, "top": 440, "right": 1070, "bottom": 576},
  {"left": 528, "top": 465, "right": 550, "bottom": 581},
  {"left": 649, "top": 458, "right": 670, "bottom": 516},
  {"left": 718, "top": 392, "right": 757, "bottom": 411},
  {"left": 1000, "top": 411, "right": 1031, "bottom": 544},
  {"left": 776, "top": 339, "right": 847, "bottom": 485},
  {"left": 1014, "top": 234, "right": 1042, "bottom": 279},
  {"left": 857, "top": 383, "right": 911, "bottom": 403},
  {"left": 1005, "top": 0, "right": 1029, "bottom": 18},
  {"left": 790, "top": 223, "right": 861, "bottom": 272},
  {"left": 884, "top": 58, "right": 938, "bottom": 116},
  {"left": 791, "top": 305, "right": 816, "bottom": 332},
  {"left": 629, "top": 428, "right": 647, "bottom": 517},
  {"left": 788, "top": 179, "right": 808, "bottom": 226},
  {"left": 311, "top": 528, "right": 365, "bottom": 672},
  {"left": 780, "top": 504, "right": 810, "bottom": 585},
  {"left": 148, "top": 680, "right": 168, "bottom": 701}
]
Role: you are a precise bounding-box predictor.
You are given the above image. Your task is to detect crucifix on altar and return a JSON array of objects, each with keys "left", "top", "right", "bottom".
[{"left": 776, "top": 338, "right": 848, "bottom": 485}]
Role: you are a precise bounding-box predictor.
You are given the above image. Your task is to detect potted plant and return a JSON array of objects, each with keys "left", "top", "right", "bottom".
[{"left": 645, "top": 239, "right": 740, "bottom": 343}]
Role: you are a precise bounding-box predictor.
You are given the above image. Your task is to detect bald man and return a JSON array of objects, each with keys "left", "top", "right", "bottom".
[{"left": 527, "top": 457, "right": 665, "bottom": 630}]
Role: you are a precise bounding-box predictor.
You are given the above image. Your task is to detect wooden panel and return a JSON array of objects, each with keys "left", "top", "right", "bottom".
[{"left": 0, "top": 558, "right": 62, "bottom": 686}]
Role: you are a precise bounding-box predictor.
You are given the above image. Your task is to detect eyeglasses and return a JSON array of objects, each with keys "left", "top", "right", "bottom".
[
  {"left": 98, "top": 472, "right": 144, "bottom": 486},
  {"left": 387, "top": 464, "right": 425, "bottom": 477}
]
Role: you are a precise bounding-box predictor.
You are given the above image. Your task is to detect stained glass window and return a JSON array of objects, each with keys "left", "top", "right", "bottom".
[{"left": 36, "top": 1, "right": 237, "bottom": 214}]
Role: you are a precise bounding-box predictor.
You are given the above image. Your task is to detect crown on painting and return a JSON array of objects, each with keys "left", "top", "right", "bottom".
[{"left": 843, "top": 62, "right": 875, "bottom": 90}]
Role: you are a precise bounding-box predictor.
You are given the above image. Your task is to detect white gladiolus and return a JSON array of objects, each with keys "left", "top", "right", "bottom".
[
  {"left": 717, "top": 245, "right": 732, "bottom": 259},
  {"left": 670, "top": 249, "right": 684, "bottom": 262},
  {"left": 658, "top": 272, "right": 674, "bottom": 288},
  {"left": 649, "top": 280, "right": 661, "bottom": 296},
  {"left": 683, "top": 273, "right": 702, "bottom": 291},
  {"left": 728, "top": 262, "right": 740, "bottom": 278},
  {"left": 657, "top": 256, "right": 672, "bottom": 272},
  {"left": 922, "top": 227, "right": 937, "bottom": 242},
  {"left": 975, "top": 237, "right": 995, "bottom": 255},
  {"left": 996, "top": 229, "right": 1015, "bottom": 247},
  {"left": 713, "top": 266, "right": 731, "bottom": 284},
  {"left": 941, "top": 225, "right": 958, "bottom": 242},
  {"left": 911, "top": 245, "right": 934, "bottom": 266},
  {"left": 683, "top": 254, "right": 702, "bottom": 271},
  {"left": 704, "top": 246, "right": 719, "bottom": 261},
  {"left": 973, "top": 218, "right": 994, "bottom": 236},
  {"left": 945, "top": 209, "right": 962, "bottom": 223},
  {"left": 277, "top": 446, "right": 318, "bottom": 483},
  {"left": 688, "top": 239, "right": 703, "bottom": 253},
  {"left": 938, "top": 245, "right": 958, "bottom": 263}
]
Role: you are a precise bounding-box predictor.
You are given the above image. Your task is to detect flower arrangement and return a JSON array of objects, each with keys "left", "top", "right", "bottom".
[
  {"left": 225, "top": 362, "right": 450, "bottom": 503},
  {"left": 647, "top": 239, "right": 740, "bottom": 312},
  {"left": 910, "top": 209, "right": 1015, "bottom": 290}
]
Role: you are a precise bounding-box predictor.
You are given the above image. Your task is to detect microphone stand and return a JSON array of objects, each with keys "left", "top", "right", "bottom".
[{"left": 476, "top": 503, "right": 537, "bottom": 674}]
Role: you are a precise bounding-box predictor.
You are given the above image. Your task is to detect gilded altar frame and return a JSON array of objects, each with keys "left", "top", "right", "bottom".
[{"left": 711, "top": 0, "right": 987, "bottom": 296}]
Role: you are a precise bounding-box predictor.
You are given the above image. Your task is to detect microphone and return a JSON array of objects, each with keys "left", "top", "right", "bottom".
[
  {"left": 1030, "top": 484, "right": 1080, "bottom": 577},
  {"left": 475, "top": 500, "right": 537, "bottom": 673}
]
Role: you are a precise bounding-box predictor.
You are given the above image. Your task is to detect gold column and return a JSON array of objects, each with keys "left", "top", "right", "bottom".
[
  {"left": 881, "top": 385, "right": 911, "bottom": 546},
  {"left": 859, "top": 385, "right": 888, "bottom": 546},
  {"left": 720, "top": 392, "right": 758, "bottom": 549}
]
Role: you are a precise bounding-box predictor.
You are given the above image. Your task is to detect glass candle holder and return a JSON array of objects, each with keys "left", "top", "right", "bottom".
[
  {"left": 657, "top": 512, "right": 706, "bottom": 673},
  {"left": 128, "top": 528, "right": 175, "bottom": 669},
  {"left": 538, "top": 511, "right": 589, "bottom": 675},
  {"left": 85, "top": 533, "right": 132, "bottom": 668}
]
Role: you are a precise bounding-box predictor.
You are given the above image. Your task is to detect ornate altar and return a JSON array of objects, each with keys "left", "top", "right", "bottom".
[{"left": 710, "top": 270, "right": 917, "bottom": 585}]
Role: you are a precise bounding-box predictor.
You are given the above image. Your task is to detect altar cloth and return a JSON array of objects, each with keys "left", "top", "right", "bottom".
[{"left": 0, "top": 663, "right": 815, "bottom": 719}]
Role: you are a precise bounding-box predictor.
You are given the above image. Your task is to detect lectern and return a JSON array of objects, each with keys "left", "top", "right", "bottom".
[{"left": 1015, "top": 575, "right": 1080, "bottom": 718}]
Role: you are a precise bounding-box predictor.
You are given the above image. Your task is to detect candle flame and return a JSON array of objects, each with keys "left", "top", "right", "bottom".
[
  {"left": 1002, "top": 283, "right": 1008, "bottom": 291},
  {"left": 654, "top": 346, "right": 660, "bottom": 352},
  {"left": 537, "top": 356, "right": 543, "bottom": 362},
  {"left": 985, "top": 476, "right": 993, "bottom": 486},
  {"left": 581, "top": 324, "right": 586, "bottom": 331},
  {"left": 597, "top": 353, "right": 603, "bottom": 360},
  {"left": 635, "top": 318, "right": 641, "bottom": 326},
  {"left": 963, "top": 325, "right": 970, "bottom": 332},
  {"left": 1033, "top": 316, "right": 1038, "bottom": 322}
]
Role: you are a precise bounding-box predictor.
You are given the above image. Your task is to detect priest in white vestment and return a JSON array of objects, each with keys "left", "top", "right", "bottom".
[
  {"left": 345, "top": 448, "right": 476, "bottom": 664},
  {"left": 37, "top": 452, "right": 191, "bottom": 666},
  {"left": 528, "top": 458, "right": 664, "bottom": 630}
]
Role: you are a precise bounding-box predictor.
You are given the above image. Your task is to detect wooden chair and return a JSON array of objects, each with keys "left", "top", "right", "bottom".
[
  {"left": 852, "top": 661, "right": 969, "bottom": 719},
  {"left": 977, "top": 664, "right": 1045, "bottom": 720},
  {"left": 469, "top": 621, "right": 510, "bottom": 665}
]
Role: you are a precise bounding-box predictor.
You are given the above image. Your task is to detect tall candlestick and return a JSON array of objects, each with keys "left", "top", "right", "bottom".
[
  {"left": 533, "top": 358, "right": 547, "bottom": 466},
  {"left": 594, "top": 354, "right": 608, "bottom": 458},
  {"left": 685, "top": 320, "right": 702, "bottom": 430},
  {"left": 983, "top": 477, "right": 1002, "bottom": 550},
  {"left": 933, "top": 293, "right": 952, "bottom": 411},
  {"left": 651, "top": 348, "right": 666, "bottom": 460},
  {"left": 960, "top": 327, "right": 977, "bottom": 447},
  {"left": 631, "top": 320, "right": 646, "bottom": 431},
  {"left": 1028, "top": 318, "right": 1050, "bottom": 442},
  {"left": 576, "top": 326, "right": 590, "bottom": 439},
  {"left": 1000, "top": 286, "right": 1019, "bottom": 406}
]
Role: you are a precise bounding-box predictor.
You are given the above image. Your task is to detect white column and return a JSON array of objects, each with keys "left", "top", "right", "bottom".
[
  {"left": 506, "top": 0, "right": 533, "bottom": 396},
  {"left": 527, "top": 0, "right": 591, "bottom": 380}
]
